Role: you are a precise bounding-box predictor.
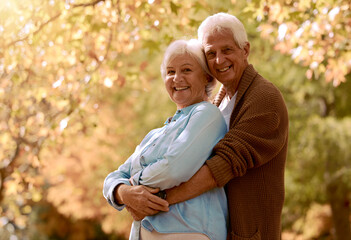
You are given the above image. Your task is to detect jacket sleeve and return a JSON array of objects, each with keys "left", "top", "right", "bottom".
[
  {"left": 132, "top": 105, "right": 227, "bottom": 190},
  {"left": 206, "top": 82, "right": 289, "bottom": 187},
  {"left": 102, "top": 154, "right": 133, "bottom": 210}
]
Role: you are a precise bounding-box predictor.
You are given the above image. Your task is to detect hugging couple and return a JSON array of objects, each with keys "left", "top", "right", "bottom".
[{"left": 103, "top": 12, "right": 289, "bottom": 240}]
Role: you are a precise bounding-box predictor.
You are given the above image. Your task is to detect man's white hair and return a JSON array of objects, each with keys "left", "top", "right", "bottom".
[{"left": 198, "top": 12, "right": 248, "bottom": 49}]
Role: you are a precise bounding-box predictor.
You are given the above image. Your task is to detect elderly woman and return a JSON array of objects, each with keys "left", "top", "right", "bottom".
[{"left": 103, "top": 39, "right": 228, "bottom": 240}]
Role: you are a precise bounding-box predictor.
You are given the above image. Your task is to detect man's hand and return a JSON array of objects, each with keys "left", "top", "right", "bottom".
[{"left": 115, "top": 184, "right": 169, "bottom": 217}]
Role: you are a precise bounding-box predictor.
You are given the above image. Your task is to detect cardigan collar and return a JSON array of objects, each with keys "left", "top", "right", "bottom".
[{"left": 212, "top": 64, "right": 257, "bottom": 107}]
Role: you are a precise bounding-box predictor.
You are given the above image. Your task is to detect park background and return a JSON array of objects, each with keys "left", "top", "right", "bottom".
[{"left": 0, "top": 0, "right": 350, "bottom": 239}]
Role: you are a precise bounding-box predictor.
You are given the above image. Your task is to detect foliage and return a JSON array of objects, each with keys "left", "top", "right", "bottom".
[
  {"left": 247, "top": 21, "right": 351, "bottom": 238},
  {"left": 0, "top": 0, "right": 350, "bottom": 239},
  {"left": 0, "top": 0, "right": 225, "bottom": 238},
  {"left": 245, "top": 0, "right": 351, "bottom": 86}
]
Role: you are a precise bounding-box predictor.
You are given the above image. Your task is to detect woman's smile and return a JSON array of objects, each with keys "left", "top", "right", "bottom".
[{"left": 165, "top": 53, "right": 209, "bottom": 109}]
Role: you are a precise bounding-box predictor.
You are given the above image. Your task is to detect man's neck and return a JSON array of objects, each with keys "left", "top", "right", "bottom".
[
  {"left": 224, "top": 82, "right": 239, "bottom": 99},
  {"left": 224, "top": 63, "right": 248, "bottom": 98}
]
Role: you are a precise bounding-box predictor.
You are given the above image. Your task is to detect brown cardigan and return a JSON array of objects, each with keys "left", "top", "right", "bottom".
[{"left": 207, "top": 65, "right": 289, "bottom": 240}]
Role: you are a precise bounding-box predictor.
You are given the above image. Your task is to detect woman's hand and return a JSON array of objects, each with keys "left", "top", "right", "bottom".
[
  {"left": 125, "top": 206, "right": 146, "bottom": 221},
  {"left": 115, "top": 184, "right": 169, "bottom": 217}
]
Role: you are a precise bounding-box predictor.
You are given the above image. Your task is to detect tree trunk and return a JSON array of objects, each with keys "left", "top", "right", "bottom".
[{"left": 326, "top": 182, "right": 351, "bottom": 240}]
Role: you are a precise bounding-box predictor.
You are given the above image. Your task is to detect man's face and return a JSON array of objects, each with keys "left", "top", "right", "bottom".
[{"left": 202, "top": 28, "right": 249, "bottom": 89}]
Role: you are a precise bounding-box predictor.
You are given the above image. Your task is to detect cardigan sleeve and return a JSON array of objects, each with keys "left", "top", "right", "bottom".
[{"left": 206, "top": 80, "right": 289, "bottom": 187}]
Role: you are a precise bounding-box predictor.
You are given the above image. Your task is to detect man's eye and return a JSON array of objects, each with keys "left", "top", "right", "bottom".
[
  {"left": 167, "top": 70, "right": 175, "bottom": 75},
  {"left": 206, "top": 52, "right": 215, "bottom": 58},
  {"left": 183, "top": 68, "right": 192, "bottom": 72}
]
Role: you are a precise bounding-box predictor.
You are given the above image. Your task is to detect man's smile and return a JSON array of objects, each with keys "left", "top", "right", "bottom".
[
  {"left": 174, "top": 87, "right": 190, "bottom": 91},
  {"left": 218, "top": 66, "right": 232, "bottom": 72}
]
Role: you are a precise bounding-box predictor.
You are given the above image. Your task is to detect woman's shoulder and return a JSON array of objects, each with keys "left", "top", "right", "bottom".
[
  {"left": 191, "top": 101, "right": 223, "bottom": 120},
  {"left": 193, "top": 101, "right": 220, "bottom": 113}
]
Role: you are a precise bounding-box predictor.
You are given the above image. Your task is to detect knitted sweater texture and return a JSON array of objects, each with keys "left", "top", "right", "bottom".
[{"left": 207, "top": 64, "right": 289, "bottom": 240}]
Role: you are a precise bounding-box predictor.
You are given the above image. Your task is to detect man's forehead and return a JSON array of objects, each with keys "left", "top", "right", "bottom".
[
  {"left": 203, "top": 36, "right": 236, "bottom": 50},
  {"left": 204, "top": 27, "right": 232, "bottom": 37}
]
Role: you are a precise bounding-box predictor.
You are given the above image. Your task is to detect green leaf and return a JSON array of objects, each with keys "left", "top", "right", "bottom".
[{"left": 170, "top": 1, "right": 180, "bottom": 15}]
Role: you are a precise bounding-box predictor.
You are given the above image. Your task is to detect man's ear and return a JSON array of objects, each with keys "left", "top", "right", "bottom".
[{"left": 243, "top": 42, "right": 250, "bottom": 57}]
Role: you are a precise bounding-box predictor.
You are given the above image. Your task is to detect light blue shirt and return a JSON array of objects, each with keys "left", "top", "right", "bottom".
[{"left": 103, "top": 101, "right": 228, "bottom": 240}]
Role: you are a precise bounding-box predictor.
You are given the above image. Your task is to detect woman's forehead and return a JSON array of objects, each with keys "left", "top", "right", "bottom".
[{"left": 167, "top": 53, "right": 199, "bottom": 67}]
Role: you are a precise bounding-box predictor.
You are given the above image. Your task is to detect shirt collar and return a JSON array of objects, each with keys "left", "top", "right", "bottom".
[{"left": 164, "top": 101, "right": 206, "bottom": 125}]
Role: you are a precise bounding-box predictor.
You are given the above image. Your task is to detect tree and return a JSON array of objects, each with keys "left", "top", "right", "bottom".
[
  {"left": 245, "top": 1, "right": 351, "bottom": 238},
  {"left": 0, "top": 0, "right": 225, "bottom": 238},
  {"left": 245, "top": 0, "right": 351, "bottom": 86},
  {"left": 1, "top": 0, "right": 350, "bottom": 239},
  {"left": 0, "top": 0, "right": 172, "bottom": 238}
]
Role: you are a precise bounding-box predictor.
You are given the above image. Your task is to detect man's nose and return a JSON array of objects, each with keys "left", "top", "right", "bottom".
[{"left": 215, "top": 53, "right": 225, "bottom": 65}]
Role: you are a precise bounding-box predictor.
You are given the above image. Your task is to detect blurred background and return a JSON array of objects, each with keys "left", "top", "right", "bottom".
[{"left": 0, "top": 0, "right": 350, "bottom": 239}]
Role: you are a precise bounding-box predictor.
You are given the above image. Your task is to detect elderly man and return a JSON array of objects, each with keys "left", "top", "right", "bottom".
[{"left": 107, "top": 13, "right": 289, "bottom": 240}]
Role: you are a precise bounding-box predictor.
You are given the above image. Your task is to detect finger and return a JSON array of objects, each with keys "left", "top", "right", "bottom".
[
  {"left": 142, "top": 186, "right": 160, "bottom": 194},
  {"left": 148, "top": 194, "right": 169, "bottom": 208},
  {"left": 147, "top": 200, "right": 169, "bottom": 212},
  {"left": 128, "top": 204, "right": 157, "bottom": 216},
  {"left": 143, "top": 207, "right": 160, "bottom": 216},
  {"left": 126, "top": 206, "right": 146, "bottom": 220}
]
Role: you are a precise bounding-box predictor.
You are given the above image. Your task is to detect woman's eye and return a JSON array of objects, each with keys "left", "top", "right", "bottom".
[
  {"left": 183, "top": 68, "right": 192, "bottom": 72},
  {"left": 167, "top": 70, "right": 175, "bottom": 75}
]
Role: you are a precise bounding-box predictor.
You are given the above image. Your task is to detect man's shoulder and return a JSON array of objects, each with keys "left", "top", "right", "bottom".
[
  {"left": 240, "top": 64, "right": 281, "bottom": 96},
  {"left": 253, "top": 73, "right": 280, "bottom": 92},
  {"left": 241, "top": 72, "right": 287, "bottom": 113},
  {"left": 245, "top": 72, "right": 283, "bottom": 100}
]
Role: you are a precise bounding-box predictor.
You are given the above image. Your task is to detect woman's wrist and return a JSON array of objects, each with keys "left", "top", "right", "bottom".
[
  {"left": 153, "top": 190, "right": 167, "bottom": 200},
  {"left": 114, "top": 184, "right": 128, "bottom": 205}
]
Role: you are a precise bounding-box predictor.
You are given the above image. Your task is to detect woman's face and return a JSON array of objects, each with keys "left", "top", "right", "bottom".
[{"left": 164, "top": 53, "right": 209, "bottom": 109}]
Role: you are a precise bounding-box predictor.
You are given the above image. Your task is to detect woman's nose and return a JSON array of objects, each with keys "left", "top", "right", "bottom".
[{"left": 173, "top": 72, "right": 181, "bottom": 82}]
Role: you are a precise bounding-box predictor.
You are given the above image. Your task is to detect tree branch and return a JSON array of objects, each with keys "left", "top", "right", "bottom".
[
  {"left": 5, "top": 12, "right": 62, "bottom": 48},
  {"left": 72, "top": 0, "right": 105, "bottom": 8},
  {"left": 0, "top": 140, "right": 21, "bottom": 203},
  {"left": 5, "top": 0, "right": 106, "bottom": 48}
]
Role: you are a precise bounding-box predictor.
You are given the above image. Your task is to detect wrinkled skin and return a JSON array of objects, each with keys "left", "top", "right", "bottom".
[{"left": 116, "top": 184, "right": 169, "bottom": 220}]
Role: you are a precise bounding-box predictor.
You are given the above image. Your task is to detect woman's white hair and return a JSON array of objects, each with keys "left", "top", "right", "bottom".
[
  {"left": 160, "top": 39, "right": 216, "bottom": 97},
  {"left": 198, "top": 12, "right": 248, "bottom": 49}
]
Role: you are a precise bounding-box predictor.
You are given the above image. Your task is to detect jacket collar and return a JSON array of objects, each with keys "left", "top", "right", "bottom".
[{"left": 213, "top": 64, "right": 257, "bottom": 107}]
